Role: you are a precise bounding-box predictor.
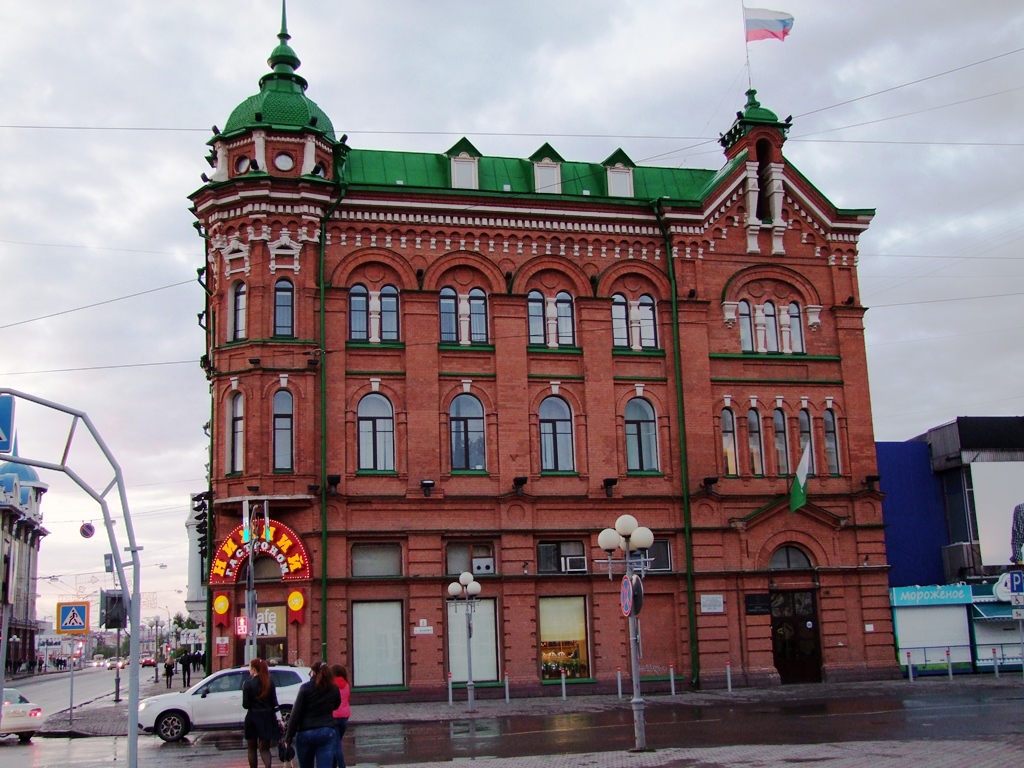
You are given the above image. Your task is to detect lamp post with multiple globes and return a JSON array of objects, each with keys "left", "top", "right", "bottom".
[
  {"left": 598, "top": 514, "right": 654, "bottom": 752},
  {"left": 446, "top": 572, "right": 482, "bottom": 711}
]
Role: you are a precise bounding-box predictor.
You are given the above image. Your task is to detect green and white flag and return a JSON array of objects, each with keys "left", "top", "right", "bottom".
[{"left": 790, "top": 442, "right": 810, "bottom": 512}]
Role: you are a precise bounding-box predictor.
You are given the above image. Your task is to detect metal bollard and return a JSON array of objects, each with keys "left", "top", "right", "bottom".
[
  {"left": 448, "top": 672, "right": 453, "bottom": 706},
  {"left": 907, "top": 651, "right": 914, "bottom": 682},
  {"left": 669, "top": 663, "right": 676, "bottom": 696},
  {"left": 946, "top": 647, "right": 953, "bottom": 679},
  {"left": 994, "top": 648, "right": 1000, "bottom": 679},
  {"left": 560, "top": 667, "right": 567, "bottom": 699},
  {"left": 726, "top": 659, "right": 732, "bottom": 693},
  {"left": 504, "top": 670, "right": 510, "bottom": 703},
  {"left": 617, "top": 666, "right": 623, "bottom": 699}
]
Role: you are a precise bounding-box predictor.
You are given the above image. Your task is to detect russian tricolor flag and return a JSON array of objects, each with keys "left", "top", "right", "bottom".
[{"left": 744, "top": 8, "right": 795, "bottom": 42}]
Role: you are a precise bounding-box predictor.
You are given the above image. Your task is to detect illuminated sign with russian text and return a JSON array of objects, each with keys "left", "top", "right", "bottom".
[{"left": 209, "top": 518, "right": 312, "bottom": 584}]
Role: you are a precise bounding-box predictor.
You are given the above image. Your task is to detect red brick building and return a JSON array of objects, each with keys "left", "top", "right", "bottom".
[{"left": 190, "top": 15, "right": 898, "bottom": 695}]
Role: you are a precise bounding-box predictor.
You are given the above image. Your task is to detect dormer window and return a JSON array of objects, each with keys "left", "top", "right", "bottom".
[
  {"left": 607, "top": 164, "right": 633, "bottom": 197},
  {"left": 451, "top": 153, "right": 478, "bottom": 190},
  {"left": 534, "top": 159, "right": 561, "bottom": 194}
]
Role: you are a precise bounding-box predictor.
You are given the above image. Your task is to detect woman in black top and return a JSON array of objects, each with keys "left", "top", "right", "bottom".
[
  {"left": 242, "top": 658, "right": 281, "bottom": 768},
  {"left": 284, "top": 661, "right": 341, "bottom": 768}
]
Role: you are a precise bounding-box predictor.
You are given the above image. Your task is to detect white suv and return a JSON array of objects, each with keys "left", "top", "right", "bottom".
[{"left": 138, "top": 665, "right": 311, "bottom": 742}]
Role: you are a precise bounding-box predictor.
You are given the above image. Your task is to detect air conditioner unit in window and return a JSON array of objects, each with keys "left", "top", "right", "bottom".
[
  {"left": 472, "top": 557, "right": 495, "bottom": 575},
  {"left": 561, "top": 555, "right": 587, "bottom": 573}
]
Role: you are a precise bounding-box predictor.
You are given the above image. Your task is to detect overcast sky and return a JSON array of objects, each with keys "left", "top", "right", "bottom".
[{"left": 2, "top": 1, "right": 1022, "bottom": 622}]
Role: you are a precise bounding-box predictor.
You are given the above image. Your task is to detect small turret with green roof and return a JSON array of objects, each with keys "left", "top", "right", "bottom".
[
  {"left": 719, "top": 89, "right": 792, "bottom": 151},
  {"left": 218, "top": 1, "right": 336, "bottom": 142}
]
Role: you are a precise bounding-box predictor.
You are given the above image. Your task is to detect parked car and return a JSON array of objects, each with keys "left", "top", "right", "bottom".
[
  {"left": 107, "top": 657, "right": 122, "bottom": 669},
  {"left": 140, "top": 656, "right": 156, "bottom": 668},
  {"left": 1, "top": 688, "right": 44, "bottom": 742},
  {"left": 138, "top": 664, "right": 310, "bottom": 742}
]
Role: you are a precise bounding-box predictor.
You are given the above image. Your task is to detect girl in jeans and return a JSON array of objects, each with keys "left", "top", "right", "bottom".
[
  {"left": 330, "top": 664, "right": 351, "bottom": 768},
  {"left": 284, "top": 662, "right": 341, "bottom": 768}
]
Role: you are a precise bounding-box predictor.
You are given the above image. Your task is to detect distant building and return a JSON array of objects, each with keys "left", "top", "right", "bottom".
[
  {"left": 879, "top": 416, "right": 1024, "bottom": 587},
  {"left": 0, "top": 446, "right": 48, "bottom": 672},
  {"left": 190, "top": 10, "right": 896, "bottom": 693}
]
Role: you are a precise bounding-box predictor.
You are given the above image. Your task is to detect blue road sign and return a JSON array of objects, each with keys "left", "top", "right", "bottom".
[
  {"left": 57, "top": 601, "right": 90, "bottom": 635},
  {"left": 1010, "top": 571, "right": 1024, "bottom": 594},
  {"left": 0, "top": 395, "right": 13, "bottom": 454}
]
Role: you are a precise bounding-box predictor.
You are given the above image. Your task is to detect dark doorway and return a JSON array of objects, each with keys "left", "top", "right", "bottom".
[{"left": 770, "top": 589, "right": 822, "bottom": 683}]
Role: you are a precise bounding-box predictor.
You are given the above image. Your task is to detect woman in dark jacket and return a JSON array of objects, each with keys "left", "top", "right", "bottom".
[
  {"left": 284, "top": 661, "right": 340, "bottom": 768},
  {"left": 242, "top": 658, "right": 281, "bottom": 768}
]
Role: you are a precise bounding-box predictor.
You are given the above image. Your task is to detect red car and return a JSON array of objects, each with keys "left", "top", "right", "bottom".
[{"left": 140, "top": 656, "right": 156, "bottom": 668}]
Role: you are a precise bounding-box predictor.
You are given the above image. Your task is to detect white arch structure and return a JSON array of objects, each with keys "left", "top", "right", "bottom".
[{"left": 0, "top": 388, "right": 141, "bottom": 767}]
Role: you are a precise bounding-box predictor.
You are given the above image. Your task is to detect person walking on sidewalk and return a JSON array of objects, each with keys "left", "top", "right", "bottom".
[
  {"left": 243, "top": 658, "right": 281, "bottom": 768},
  {"left": 163, "top": 655, "right": 175, "bottom": 689},
  {"left": 180, "top": 651, "right": 191, "bottom": 688},
  {"left": 284, "top": 661, "right": 340, "bottom": 768},
  {"left": 330, "top": 664, "right": 351, "bottom": 768}
]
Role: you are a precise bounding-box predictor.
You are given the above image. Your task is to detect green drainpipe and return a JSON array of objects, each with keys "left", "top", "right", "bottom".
[
  {"left": 318, "top": 149, "right": 349, "bottom": 660},
  {"left": 652, "top": 200, "right": 700, "bottom": 688}
]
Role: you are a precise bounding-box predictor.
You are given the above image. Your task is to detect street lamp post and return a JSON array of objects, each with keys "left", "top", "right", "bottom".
[
  {"left": 446, "top": 572, "right": 482, "bottom": 711},
  {"left": 598, "top": 514, "right": 654, "bottom": 752}
]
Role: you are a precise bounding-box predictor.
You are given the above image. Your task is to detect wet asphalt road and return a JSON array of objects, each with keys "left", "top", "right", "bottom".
[{"left": 4, "top": 680, "right": 1024, "bottom": 767}]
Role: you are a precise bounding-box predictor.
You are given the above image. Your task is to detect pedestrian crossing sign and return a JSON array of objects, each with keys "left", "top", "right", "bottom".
[{"left": 57, "top": 601, "right": 90, "bottom": 635}]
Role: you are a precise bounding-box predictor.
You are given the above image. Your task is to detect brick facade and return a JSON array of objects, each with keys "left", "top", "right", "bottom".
[{"left": 191, "top": 23, "right": 898, "bottom": 696}]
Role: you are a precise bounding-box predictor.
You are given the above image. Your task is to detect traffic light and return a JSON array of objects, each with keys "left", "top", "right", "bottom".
[
  {"left": 101, "top": 589, "right": 126, "bottom": 629},
  {"left": 192, "top": 491, "right": 210, "bottom": 559}
]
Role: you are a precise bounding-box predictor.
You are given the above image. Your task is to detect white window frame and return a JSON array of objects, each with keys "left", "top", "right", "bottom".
[
  {"left": 451, "top": 153, "right": 478, "bottom": 190},
  {"left": 607, "top": 165, "right": 633, "bottom": 197},
  {"left": 534, "top": 160, "right": 561, "bottom": 194}
]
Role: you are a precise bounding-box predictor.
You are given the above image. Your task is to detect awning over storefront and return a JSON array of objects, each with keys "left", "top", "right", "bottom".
[{"left": 971, "top": 602, "right": 1014, "bottom": 621}]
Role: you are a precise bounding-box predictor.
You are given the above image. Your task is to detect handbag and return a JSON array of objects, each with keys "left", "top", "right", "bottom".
[{"left": 278, "top": 740, "right": 296, "bottom": 763}]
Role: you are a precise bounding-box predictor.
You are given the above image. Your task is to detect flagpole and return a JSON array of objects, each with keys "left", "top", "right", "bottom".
[{"left": 740, "top": 0, "right": 753, "bottom": 89}]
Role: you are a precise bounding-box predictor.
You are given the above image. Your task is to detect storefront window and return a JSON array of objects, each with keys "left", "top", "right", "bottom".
[
  {"left": 352, "top": 601, "right": 404, "bottom": 686},
  {"left": 538, "top": 596, "right": 589, "bottom": 680},
  {"left": 447, "top": 598, "right": 497, "bottom": 682}
]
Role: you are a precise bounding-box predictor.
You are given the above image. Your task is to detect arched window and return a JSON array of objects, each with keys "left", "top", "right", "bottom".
[
  {"left": 349, "top": 284, "right": 369, "bottom": 340},
  {"left": 380, "top": 285, "right": 400, "bottom": 341},
  {"left": 773, "top": 409, "right": 790, "bottom": 476},
  {"left": 769, "top": 545, "right": 812, "bottom": 570},
  {"left": 274, "top": 279, "right": 294, "bottom": 337},
  {"left": 229, "top": 393, "right": 244, "bottom": 474},
  {"left": 721, "top": 408, "right": 738, "bottom": 476},
  {"left": 527, "top": 290, "right": 546, "bottom": 345},
  {"left": 748, "top": 409, "right": 764, "bottom": 476},
  {"left": 230, "top": 282, "right": 247, "bottom": 341},
  {"left": 798, "top": 408, "right": 815, "bottom": 475},
  {"left": 555, "top": 291, "right": 575, "bottom": 346},
  {"left": 739, "top": 300, "right": 754, "bottom": 352},
  {"left": 539, "top": 396, "right": 574, "bottom": 471},
  {"left": 824, "top": 409, "right": 840, "bottom": 475},
  {"left": 625, "top": 398, "right": 658, "bottom": 471},
  {"left": 611, "top": 294, "right": 629, "bottom": 347},
  {"left": 357, "top": 393, "right": 395, "bottom": 471},
  {"left": 273, "top": 390, "right": 293, "bottom": 472},
  {"left": 764, "top": 301, "right": 779, "bottom": 353},
  {"left": 439, "top": 287, "right": 458, "bottom": 343},
  {"left": 469, "top": 288, "right": 488, "bottom": 343},
  {"left": 789, "top": 303, "right": 805, "bottom": 353},
  {"left": 638, "top": 295, "right": 657, "bottom": 348},
  {"left": 450, "top": 394, "right": 485, "bottom": 470}
]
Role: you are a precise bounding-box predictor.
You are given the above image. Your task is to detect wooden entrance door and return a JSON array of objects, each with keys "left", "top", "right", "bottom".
[{"left": 770, "top": 589, "right": 822, "bottom": 684}]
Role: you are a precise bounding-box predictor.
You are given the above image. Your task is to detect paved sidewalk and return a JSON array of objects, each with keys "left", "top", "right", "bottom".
[{"left": 36, "top": 671, "right": 1024, "bottom": 738}]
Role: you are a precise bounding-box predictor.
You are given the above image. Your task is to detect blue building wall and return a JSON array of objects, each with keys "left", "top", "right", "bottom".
[{"left": 877, "top": 441, "right": 948, "bottom": 587}]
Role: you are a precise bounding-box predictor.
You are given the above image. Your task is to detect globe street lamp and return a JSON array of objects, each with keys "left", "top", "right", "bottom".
[
  {"left": 598, "top": 514, "right": 654, "bottom": 752},
  {"left": 446, "top": 572, "right": 482, "bottom": 711}
]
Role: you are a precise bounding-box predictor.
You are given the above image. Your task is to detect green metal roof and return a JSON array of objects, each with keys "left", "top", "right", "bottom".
[
  {"left": 220, "top": 4, "right": 336, "bottom": 143},
  {"left": 343, "top": 146, "right": 722, "bottom": 203}
]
